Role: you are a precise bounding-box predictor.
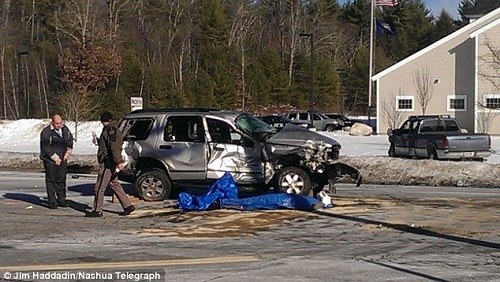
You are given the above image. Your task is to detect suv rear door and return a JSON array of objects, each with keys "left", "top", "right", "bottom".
[{"left": 156, "top": 115, "right": 207, "bottom": 180}]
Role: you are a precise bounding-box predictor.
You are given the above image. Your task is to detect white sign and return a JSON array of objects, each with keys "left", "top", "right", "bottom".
[{"left": 130, "top": 97, "right": 143, "bottom": 112}]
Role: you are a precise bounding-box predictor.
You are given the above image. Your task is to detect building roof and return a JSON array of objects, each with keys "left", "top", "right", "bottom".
[{"left": 372, "top": 7, "right": 500, "bottom": 81}]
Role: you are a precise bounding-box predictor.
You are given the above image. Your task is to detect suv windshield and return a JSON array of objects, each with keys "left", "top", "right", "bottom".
[{"left": 235, "top": 114, "right": 277, "bottom": 135}]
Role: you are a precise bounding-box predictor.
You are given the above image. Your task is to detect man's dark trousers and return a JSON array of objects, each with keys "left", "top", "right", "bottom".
[{"left": 43, "top": 161, "right": 67, "bottom": 204}]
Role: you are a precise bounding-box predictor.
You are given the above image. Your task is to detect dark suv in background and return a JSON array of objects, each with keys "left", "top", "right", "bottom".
[
  {"left": 259, "top": 115, "right": 313, "bottom": 131},
  {"left": 118, "top": 108, "right": 361, "bottom": 201},
  {"left": 287, "top": 111, "right": 343, "bottom": 131},
  {"left": 324, "top": 113, "right": 355, "bottom": 128}
]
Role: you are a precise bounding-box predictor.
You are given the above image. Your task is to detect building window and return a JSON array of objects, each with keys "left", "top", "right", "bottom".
[
  {"left": 396, "top": 96, "right": 414, "bottom": 111},
  {"left": 447, "top": 95, "right": 466, "bottom": 111},
  {"left": 484, "top": 94, "right": 500, "bottom": 109}
]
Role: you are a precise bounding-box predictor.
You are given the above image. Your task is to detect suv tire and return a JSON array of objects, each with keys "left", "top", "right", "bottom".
[
  {"left": 276, "top": 167, "right": 312, "bottom": 196},
  {"left": 135, "top": 168, "right": 171, "bottom": 201},
  {"left": 325, "top": 124, "right": 336, "bottom": 132}
]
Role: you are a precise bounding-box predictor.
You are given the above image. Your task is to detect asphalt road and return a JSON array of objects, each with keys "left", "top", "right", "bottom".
[{"left": 0, "top": 171, "right": 498, "bottom": 282}]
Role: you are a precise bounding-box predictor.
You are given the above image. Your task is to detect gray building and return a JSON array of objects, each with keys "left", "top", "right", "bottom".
[{"left": 373, "top": 7, "right": 500, "bottom": 135}]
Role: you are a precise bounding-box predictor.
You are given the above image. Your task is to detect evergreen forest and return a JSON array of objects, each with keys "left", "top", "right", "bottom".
[{"left": 0, "top": 0, "right": 480, "bottom": 121}]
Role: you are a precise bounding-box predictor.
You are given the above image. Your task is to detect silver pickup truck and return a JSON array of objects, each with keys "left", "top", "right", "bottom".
[{"left": 387, "top": 115, "right": 491, "bottom": 161}]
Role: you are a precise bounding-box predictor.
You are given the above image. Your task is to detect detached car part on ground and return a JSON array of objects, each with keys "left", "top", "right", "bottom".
[{"left": 118, "top": 109, "right": 362, "bottom": 201}]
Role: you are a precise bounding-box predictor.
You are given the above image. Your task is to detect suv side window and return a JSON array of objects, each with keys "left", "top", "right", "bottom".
[
  {"left": 164, "top": 116, "right": 205, "bottom": 143},
  {"left": 207, "top": 118, "right": 241, "bottom": 144},
  {"left": 120, "top": 118, "right": 154, "bottom": 141},
  {"left": 299, "top": 113, "right": 308, "bottom": 120},
  {"left": 312, "top": 114, "right": 321, "bottom": 121}
]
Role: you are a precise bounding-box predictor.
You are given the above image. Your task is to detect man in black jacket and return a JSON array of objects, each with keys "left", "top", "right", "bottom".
[
  {"left": 40, "top": 114, "right": 74, "bottom": 209},
  {"left": 87, "top": 111, "right": 135, "bottom": 217}
]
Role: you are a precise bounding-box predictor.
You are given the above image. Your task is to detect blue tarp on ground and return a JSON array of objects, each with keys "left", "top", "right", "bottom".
[{"left": 178, "top": 172, "right": 321, "bottom": 212}]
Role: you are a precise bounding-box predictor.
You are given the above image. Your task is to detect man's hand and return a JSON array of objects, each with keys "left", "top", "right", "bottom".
[
  {"left": 50, "top": 154, "right": 62, "bottom": 166},
  {"left": 92, "top": 131, "right": 98, "bottom": 146},
  {"left": 63, "top": 148, "right": 72, "bottom": 161},
  {"left": 117, "top": 162, "right": 127, "bottom": 171}
]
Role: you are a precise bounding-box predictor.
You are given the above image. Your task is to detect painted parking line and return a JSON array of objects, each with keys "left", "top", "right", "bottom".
[{"left": 0, "top": 256, "right": 260, "bottom": 272}]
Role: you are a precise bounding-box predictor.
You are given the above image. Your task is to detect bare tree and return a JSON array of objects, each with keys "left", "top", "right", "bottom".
[
  {"left": 475, "top": 39, "right": 500, "bottom": 134},
  {"left": 228, "top": 0, "right": 257, "bottom": 110},
  {"left": 382, "top": 90, "right": 404, "bottom": 130},
  {"left": 1, "top": 0, "right": 11, "bottom": 119},
  {"left": 413, "top": 67, "right": 433, "bottom": 115},
  {"left": 476, "top": 107, "right": 498, "bottom": 133},
  {"left": 57, "top": 89, "right": 99, "bottom": 141},
  {"left": 478, "top": 39, "right": 499, "bottom": 90}
]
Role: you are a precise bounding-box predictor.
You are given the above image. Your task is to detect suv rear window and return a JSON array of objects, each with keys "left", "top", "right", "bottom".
[
  {"left": 120, "top": 118, "right": 154, "bottom": 140},
  {"left": 164, "top": 116, "right": 205, "bottom": 142}
]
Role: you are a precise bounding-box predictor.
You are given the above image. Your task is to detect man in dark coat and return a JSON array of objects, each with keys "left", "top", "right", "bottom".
[
  {"left": 87, "top": 111, "right": 135, "bottom": 217},
  {"left": 40, "top": 114, "right": 74, "bottom": 209}
]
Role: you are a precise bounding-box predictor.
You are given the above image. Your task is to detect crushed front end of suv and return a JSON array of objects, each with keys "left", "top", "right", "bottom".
[{"left": 119, "top": 109, "right": 361, "bottom": 201}]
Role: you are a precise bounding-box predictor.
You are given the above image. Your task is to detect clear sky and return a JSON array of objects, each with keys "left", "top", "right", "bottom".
[{"left": 338, "top": 0, "right": 462, "bottom": 19}]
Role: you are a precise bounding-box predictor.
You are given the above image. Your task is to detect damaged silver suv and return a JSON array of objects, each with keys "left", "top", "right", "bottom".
[{"left": 119, "top": 108, "right": 361, "bottom": 201}]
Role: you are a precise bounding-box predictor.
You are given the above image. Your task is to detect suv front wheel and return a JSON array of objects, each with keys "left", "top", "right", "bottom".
[
  {"left": 276, "top": 167, "right": 312, "bottom": 196},
  {"left": 135, "top": 168, "right": 171, "bottom": 201}
]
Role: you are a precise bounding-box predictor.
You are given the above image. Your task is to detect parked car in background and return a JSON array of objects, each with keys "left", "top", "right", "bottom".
[
  {"left": 324, "top": 113, "right": 355, "bottom": 128},
  {"left": 387, "top": 115, "right": 491, "bottom": 161},
  {"left": 287, "top": 111, "right": 342, "bottom": 131},
  {"left": 259, "top": 115, "right": 313, "bottom": 131}
]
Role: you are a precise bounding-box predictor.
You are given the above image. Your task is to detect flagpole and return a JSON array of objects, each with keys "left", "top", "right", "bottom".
[{"left": 368, "top": 0, "right": 375, "bottom": 108}]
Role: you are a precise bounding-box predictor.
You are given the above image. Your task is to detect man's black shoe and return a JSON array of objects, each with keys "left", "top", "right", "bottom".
[
  {"left": 86, "top": 211, "right": 103, "bottom": 217},
  {"left": 47, "top": 203, "right": 58, "bottom": 209},
  {"left": 119, "top": 205, "right": 135, "bottom": 216},
  {"left": 57, "top": 200, "right": 69, "bottom": 207}
]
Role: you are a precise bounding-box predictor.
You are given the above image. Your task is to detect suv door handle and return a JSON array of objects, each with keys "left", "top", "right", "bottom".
[{"left": 159, "top": 145, "right": 172, "bottom": 150}]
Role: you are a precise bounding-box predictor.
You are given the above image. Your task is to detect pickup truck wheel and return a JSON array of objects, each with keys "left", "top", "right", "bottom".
[
  {"left": 135, "top": 168, "right": 171, "bottom": 201},
  {"left": 428, "top": 147, "right": 438, "bottom": 160},
  {"left": 277, "top": 167, "right": 312, "bottom": 196},
  {"left": 325, "top": 125, "right": 336, "bottom": 132},
  {"left": 388, "top": 144, "right": 396, "bottom": 157}
]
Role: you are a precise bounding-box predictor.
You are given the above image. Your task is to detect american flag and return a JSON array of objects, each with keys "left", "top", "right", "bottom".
[{"left": 375, "top": 0, "right": 398, "bottom": 6}]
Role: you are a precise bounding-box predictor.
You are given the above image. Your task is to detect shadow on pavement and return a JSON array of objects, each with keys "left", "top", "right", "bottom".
[
  {"left": 67, "top": 199, "right": 92, "bottom": 214},
  {"left": 68, "top": 183, "right": 136, "bottom": 197},
  {"left": 3, "top": 193, "right": 92, "bottom": 214},
  {"left": 3, "top": 193, "right": 45, "bottom": 207},
  {"left": 314, "top": 210, "right": 500, "bottom": 250},
  {"left": 357, "top": 258, "right": 448, "bottom": 282}
]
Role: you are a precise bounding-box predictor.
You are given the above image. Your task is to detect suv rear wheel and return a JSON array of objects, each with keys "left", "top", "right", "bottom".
[
  {"left": 276, "top": 167, "right": 312, "bottom": 196},
  {"left": 325, "top": 124, "right": 336, "bottom": 132},
  {"left": 135, "top": 168, "right": 171, "bottom": 201}
]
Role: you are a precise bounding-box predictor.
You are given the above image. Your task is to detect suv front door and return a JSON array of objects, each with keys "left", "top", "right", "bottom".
[
  {"left": 206, "top": 117, "right": 264, "bottom": 184},
  {"left": 156, "top": 115, "right": 207, "bottom": 180}
]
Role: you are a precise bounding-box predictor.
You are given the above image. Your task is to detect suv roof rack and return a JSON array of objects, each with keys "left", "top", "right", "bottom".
[{"left": 131, "top": 108, "right": 221, "bottom": 113}]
